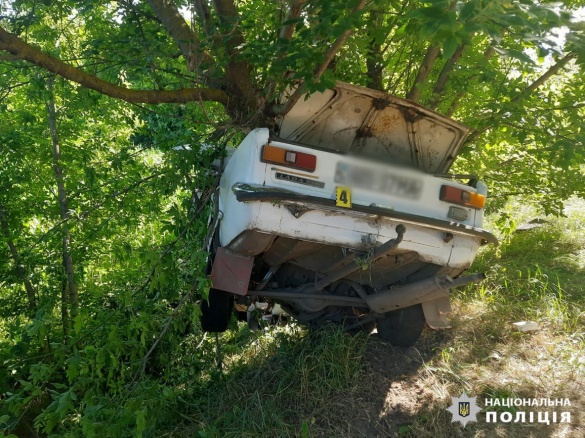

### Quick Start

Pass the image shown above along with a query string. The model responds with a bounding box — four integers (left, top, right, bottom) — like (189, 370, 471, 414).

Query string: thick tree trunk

(46, 80, 79, 339)
(212, 0, 260, 123)
(0, 206, 37, 310)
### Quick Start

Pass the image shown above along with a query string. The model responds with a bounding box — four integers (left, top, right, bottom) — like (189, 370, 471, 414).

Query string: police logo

(459, 402, 470, 417)
(447, 393, 481, 426)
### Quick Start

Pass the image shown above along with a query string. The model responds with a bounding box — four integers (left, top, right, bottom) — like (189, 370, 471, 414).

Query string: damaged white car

(201, 82, 497, 346)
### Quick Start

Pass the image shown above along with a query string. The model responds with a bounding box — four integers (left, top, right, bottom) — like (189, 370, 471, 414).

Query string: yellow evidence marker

(336, 186, 352, 208)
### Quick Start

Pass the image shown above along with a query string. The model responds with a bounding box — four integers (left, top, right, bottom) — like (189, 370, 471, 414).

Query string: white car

(201, 82, 497, 346)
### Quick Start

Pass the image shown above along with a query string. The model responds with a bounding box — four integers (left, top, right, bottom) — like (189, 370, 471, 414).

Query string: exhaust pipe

(366, 273, 486, 313)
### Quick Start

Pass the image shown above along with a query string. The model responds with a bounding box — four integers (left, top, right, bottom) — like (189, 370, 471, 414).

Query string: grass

(164, 199, 585, 437)
(403, 199, 585, 438)
(167, 325, 368, 437)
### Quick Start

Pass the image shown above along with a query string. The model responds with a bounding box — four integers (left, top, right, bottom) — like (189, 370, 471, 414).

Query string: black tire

(200, 289, 233, 332)
(377, 304, 425, 347)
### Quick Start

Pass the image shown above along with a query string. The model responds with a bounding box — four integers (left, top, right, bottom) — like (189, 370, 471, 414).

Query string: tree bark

(61, 279, 69, 344)
(193, 0, 214, 37)
(0, 25, 228, 105)
(145, 0, 214, 69)
(274, 0, 367, 116)
(263, 0, 308, 102)
(46, 79, 79, 338)
(405, 44, 440, 102)
(366, 11, 384, 91)
(427, 42, 468, 110)
(445, 44, 497, 117)
(0, 206, 37, 310)
(279, 0, 307, 41)
(212, 0, 259, 123)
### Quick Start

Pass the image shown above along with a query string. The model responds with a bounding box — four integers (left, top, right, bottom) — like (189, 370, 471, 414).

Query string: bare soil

(311, 328, 584, 438)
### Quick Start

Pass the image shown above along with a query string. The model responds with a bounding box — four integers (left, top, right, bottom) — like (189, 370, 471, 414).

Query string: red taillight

(261, 145, 317, 172)
(440, 185, 485, 209)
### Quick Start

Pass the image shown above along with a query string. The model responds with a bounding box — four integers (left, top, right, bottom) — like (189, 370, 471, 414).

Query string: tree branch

(0, 25, 228, 105)
(279, 0, 307, 41)
(366, 10, 384, 91)
(263, 0, 308, 103)
(145, 0, 214, 69)
(193, 0, 214, 37)
(274, 0, 367, 116)
(511, 52, 577, 103)
(445, 91, 464, 117)
(405, 44, 440, 102)
(427, 41, 468, 110)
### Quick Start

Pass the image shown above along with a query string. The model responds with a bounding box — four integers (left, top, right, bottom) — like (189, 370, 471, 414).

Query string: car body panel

(218, 128, 492, 270)
(276, 81, 471, 173)
(206, 82, 496, 337)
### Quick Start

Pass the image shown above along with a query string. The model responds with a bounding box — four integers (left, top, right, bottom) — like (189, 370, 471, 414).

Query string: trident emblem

(459, 402, 470, 417)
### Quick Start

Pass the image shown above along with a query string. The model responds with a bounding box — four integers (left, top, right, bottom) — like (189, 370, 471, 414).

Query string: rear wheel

(377, 304, 425, 347)
(200, 289, 233, 332)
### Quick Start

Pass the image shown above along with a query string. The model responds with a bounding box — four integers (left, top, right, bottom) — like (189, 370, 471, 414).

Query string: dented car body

(202, 82, 497, 346)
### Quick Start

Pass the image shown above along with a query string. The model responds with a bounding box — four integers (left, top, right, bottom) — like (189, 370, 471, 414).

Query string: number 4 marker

(336, 187, 352, 208)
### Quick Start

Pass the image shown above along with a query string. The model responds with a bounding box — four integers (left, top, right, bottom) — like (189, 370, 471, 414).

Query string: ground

(170, 200, 584, 438)
(318, 326, 583, 438)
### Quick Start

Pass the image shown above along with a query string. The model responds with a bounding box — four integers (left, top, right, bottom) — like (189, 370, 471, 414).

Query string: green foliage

(460, 198, 585, 334)
(178, 324, 367, 437)
(0, 0, 585, 436)
(0, 71, 218, 436)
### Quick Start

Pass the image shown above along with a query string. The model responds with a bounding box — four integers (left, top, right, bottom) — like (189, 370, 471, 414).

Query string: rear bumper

(232, 183, 498, 246)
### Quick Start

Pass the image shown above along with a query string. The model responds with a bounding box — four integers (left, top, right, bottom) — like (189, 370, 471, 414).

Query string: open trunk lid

(275, 82, 471, 173)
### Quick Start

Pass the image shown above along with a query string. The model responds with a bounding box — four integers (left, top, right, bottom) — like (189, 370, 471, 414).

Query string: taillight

(440, 185, 485, 209)
(261, 145, 317, 172)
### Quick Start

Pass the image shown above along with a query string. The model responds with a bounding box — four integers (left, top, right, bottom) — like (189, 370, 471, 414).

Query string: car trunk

(275, 81, 471, 174)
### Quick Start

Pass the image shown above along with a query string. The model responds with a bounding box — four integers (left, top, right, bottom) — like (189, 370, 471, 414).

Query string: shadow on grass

(169, 325, 450, 438)
(170, 225, 584, 437)
(368, 225, 585, 438)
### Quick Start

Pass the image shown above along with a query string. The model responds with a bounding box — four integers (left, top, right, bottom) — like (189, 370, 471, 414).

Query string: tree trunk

(46, 79, 79, 341)
(61, 279, 69, 344)
(366, 11, 384, 91)
(212, 0, 260, 123)
(427, 42, 468, 110)
(406, 44, 440, 102)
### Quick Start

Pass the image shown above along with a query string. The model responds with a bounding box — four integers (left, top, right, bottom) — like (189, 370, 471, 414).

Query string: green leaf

(135, 408, 147, 438)
(460, 2, 476, 21)
(443, 37, 459, 59)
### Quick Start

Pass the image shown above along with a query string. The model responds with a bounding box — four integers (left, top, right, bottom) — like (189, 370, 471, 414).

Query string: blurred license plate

(335, 162, 422, 199)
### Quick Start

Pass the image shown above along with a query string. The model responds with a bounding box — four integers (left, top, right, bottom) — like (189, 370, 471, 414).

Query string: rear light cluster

(261, 145, 317, 173)
(440, 185, 485, 209)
